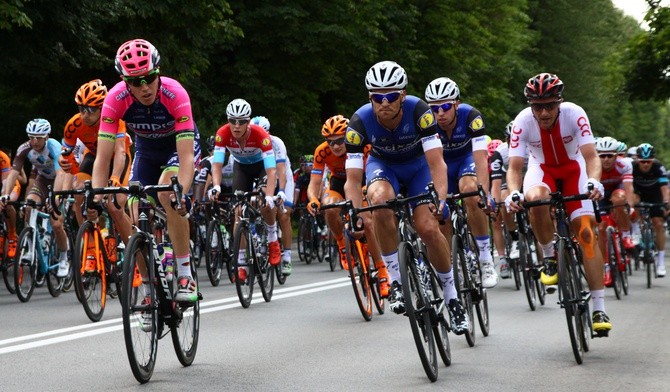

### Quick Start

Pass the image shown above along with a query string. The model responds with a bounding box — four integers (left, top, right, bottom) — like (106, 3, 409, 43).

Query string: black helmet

(637, 143, 655, 159)
(524, 73, 564, 101)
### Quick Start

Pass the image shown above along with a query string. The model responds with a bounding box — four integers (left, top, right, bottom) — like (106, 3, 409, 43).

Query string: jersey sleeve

(466, 108, 487, 151)
(345, 114, 368, 170)
(312, 142, 329, 176)
(62, 114, 81, 149)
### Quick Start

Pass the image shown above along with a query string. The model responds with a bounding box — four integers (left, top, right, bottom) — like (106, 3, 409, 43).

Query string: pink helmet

(487, 139, 503, 158)
(115, 39, 161, 77)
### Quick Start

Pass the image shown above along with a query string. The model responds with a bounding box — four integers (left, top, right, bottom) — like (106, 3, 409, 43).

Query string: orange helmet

(321, 115, 348, 138)
(75, 79, 107, 107)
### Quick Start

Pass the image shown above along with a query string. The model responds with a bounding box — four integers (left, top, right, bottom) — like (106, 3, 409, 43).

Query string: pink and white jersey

(99, 77, 195, 152)
(509, 102, 595, 167)
(601, 156, 633, 193)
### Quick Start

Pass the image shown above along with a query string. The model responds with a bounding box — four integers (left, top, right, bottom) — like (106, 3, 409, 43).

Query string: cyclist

(505, 72, 611, 334)
(250, 115, 295, 275)
(192, 135, 215, 202)
(616, 141, 628, 158)
(489, 132, 515, 279)
(344, 61, 469, 334)
(0, 148, 26, 259)
(306, 115, 390, 295)
(209, 99, 280, 279)
(293, 155, 313, 209)
(631, 143, 669, 277)
(60, 79, 134, 264)
(424, 77, 498, 288)
(0, 119, 71, 278)
(90, 38, 201, 303)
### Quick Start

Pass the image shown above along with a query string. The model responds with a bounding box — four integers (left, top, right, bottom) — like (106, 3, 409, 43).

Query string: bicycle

(296, 206, 320, 264)
(320, 200, 384, 321)
(202, 198, 234, 286)
(349, 184, 450, 382)
(521, 187, 604, 364)
(513, 202, 546, 311)
(634, 202, 666, 288)
(501, 221, 522, 290)
(599, 205, 630, 299)
(114, 177, 201, 384)
(13, 199, 66, 302)
(230, 189, 275, 307)
(0, 208, 16, 293)
(445, 186, 490, 347)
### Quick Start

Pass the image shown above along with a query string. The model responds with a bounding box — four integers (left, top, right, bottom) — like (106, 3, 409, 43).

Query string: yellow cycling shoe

(592, 311, 612, 336)
(540, 258, 558, 285)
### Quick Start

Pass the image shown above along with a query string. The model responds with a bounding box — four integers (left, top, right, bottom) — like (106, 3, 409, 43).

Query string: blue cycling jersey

(438, 103, 486, 162)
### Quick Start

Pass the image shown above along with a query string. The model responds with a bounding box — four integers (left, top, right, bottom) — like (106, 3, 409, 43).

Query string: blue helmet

(250, 116, 271, 132)
(637, 143, 655, 159)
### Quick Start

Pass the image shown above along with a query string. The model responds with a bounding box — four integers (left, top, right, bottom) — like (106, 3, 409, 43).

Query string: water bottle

(162, 242, 174, 282)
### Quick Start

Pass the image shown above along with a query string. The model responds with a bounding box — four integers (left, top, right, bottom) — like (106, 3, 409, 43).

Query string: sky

(611, 0, 669, 23)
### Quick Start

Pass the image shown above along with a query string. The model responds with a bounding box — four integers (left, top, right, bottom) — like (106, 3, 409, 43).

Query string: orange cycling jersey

(312, 142, 370, 179)
(0, 150, 21, 195)
(63, 113, 132, 156)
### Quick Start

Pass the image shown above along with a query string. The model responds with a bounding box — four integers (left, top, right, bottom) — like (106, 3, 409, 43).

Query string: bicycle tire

(2, 256, 16, 294)
(398, 241, 438, 382)
(557, 239, 585, 364)
(74, 221, 106, 322)
(428, 268, 451, 367)
(451, 234, 475, 347)
(642, 225, 654, 288)
(232, 222, 255, 308)
(190, 219, 203, 269)
(344, 233, 372, 321)
(61, 231, 76, 293)
(467, 231, 490, 337)
(297, 217, 309, 263)
(370, 258, 385, 315)
(204, 221, 223, 286)
(171, 260, 200, 367)
(121, 233, 157, 384)
(255, 222, 274, 302)
(519, 230, 538, 311)
(529, 233, 547, 306)
(510, 257, 522, 291)
(618, 236, 629, 295)
(46, 240, 63, 297)
(14, 227, 36, 303)
(606, 229, 621, 300)
(327, 232, 338, 272)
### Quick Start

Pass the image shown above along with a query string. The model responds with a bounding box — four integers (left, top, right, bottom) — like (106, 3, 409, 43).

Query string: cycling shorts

(366, 155, 432, 207)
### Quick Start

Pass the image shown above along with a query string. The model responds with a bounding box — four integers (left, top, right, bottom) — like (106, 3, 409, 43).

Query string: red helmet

(524, 73, 564, 101)
(115, 39, 161, 77)
(487, 139, 503, 157)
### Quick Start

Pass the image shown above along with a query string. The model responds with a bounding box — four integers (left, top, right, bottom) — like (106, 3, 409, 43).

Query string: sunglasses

(530, 101, 561, 111)
(78, 105, 100, 114)
(229, 118, 249, 126)
(123, 69, 160, 87)
(28, 135, 46, 140)
(370, 90, 402, 104)
(639, 160, 654, 164)
(327, 138, 345, 146)
(598, 154, 615, 159)
(430, 102, 455, 113)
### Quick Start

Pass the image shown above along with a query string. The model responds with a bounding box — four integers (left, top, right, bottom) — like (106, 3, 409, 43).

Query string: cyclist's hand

(109, 175, 122, 187)
(58, 156, 72, 172)
(0, 195, 8, 212)
(505, 190, 524, 212)
(264, 195, 276, 209)
(276, 190, 287, 203)
(86, 197, 103, 221)
(207, 185, 221, 201)
(307, 198, 320, 216)
(432, 199, 450, 222)
(170, 194, 188, 216)
(584, 178, 604, 200)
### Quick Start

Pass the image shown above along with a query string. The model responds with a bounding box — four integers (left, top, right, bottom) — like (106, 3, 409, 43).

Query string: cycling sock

(591, 289, 605, 313)
(266, 223, 278, 242)
(541, 242, 555, 258)
(382, 251, 400, 283)
(176, 254, 190, 277)
(438, 269, 458, 301)
(631, 222, 640, 236)
(622, 230, 632, 239)
(238, 249, 247, 266)
(59, 251, 68, 262)
(282, 249, 292, 261)
(475, 236, 492, 263)
(658, 250, 665, 267)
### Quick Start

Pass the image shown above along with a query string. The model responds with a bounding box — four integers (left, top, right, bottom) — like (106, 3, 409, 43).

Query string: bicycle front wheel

(74, 221, 106, 322)
(205, 221, 223, 286)
(121, 233, 158, 384)
(606, 230, 621, 300)
(232, 223, 255, 308)
(46, 240, 63, 297)
(428, 267, 451, 367)
(256, 226, 274, 302)
(452, 235, 475, 347)
(519, 231, 538, 311)
(171, 261, 200, 367)
(344, 234, 372, 321)
(557, 239, 586, 364)
(398, 241, 438, 382)
(14, 227, 36, 303)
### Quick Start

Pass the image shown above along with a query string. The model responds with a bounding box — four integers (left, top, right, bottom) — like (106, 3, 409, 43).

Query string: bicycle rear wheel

(606, 230, 621, 300)
(2, 256, 16, 294)
(205, 221, 223, 286)
(451, 235, 475, 347)
(14, 227, 36, 303)
(398, 241, 438, 382)
(255, 223, 274, 302)
(519, 230, 538, 310)
(171, 261, 200, 367)
(428, 267, 451, 367)
(232, 223, 255, 308)
(344, 233, 372, 321)
(327, 231, 338, 272)
(46, 241, 63, 297)
(557, 239, 585, 364)
(618, 237, 629, 295)
(121, 233, 157, 384)
(74, 221, 106, 322)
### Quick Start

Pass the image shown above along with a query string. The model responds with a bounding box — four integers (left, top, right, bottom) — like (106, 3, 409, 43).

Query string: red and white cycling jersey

(601, 156, 632, 194)
(509, 102, 594, 166)
(213, 123, 275, 166)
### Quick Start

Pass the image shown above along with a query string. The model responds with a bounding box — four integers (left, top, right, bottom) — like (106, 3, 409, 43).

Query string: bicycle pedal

(546, 285, 557, 294)
(594, 330, 609, 338)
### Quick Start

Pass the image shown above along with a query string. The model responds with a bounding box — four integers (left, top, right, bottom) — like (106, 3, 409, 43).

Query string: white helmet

(365, 61, 407, 90)
(26, 118, 51, 136)
(251, 116, 271, 132)
(424, 77, 460, 102)
(226, 98, 252, 119)
(595, 136, 618, 152)
(627, 146, 638, 157)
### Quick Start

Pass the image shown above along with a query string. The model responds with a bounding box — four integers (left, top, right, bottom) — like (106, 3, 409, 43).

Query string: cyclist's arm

(662, 184, 670, 205)
(110, 134, 127, 180)
(176, 132, 195, 194)
(507, 156, 525, 192)
(473, 148, 489, 195)
(425, 146, 448, 199)
(491, 178, 502, 204)
(1, 169, 20, 197)
(307, 173, 323, 203)
(17, 167, 27, 186)
(344, 167, 364, 208)
(580, 143, 602, 182)
(264, 166, 277, 196)
(92, 136, 115, 189)
(623, 181, 636, 209)
(276, 161, 287, 191)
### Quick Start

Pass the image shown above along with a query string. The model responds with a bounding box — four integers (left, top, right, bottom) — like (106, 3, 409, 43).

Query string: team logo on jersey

(215, 135, 222, 143)
(102, 117, 114, 124)
(563, 136, 573, 144)
(346, 129, 363, 146)
(262, 137, 271, 147)
(177, 116, 190, 123)
(470, 116, 484, 131)
(418, 111, 436, 130)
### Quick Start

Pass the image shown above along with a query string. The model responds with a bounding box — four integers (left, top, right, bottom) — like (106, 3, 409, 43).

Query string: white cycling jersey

(271, 135, 295, 206)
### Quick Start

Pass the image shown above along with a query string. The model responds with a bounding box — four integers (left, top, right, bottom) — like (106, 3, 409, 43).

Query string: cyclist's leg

(652, 215, 666, 275)
(524, 164, 558, 285)
(278, 172, 295, 270)
(322, 187, 346, 268)
(106, 153, 133, 246)
(611, 188, 634, 249)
